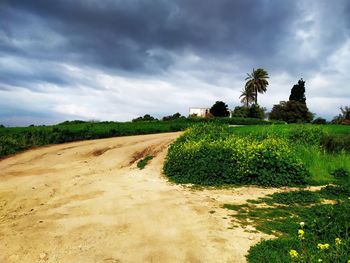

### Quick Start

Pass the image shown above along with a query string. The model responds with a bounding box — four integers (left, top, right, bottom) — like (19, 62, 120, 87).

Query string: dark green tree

(312, 117, 327, 124)
(162, 112, 184, 121)
(232, 106, 249, 118)
(245, 68, 269, 105)
(132, 114, 157, 122)
(269, 101, 313, 123)
(269, 78, 313, 123)
(209, 101, 230, 117)
(289, 78, 306, 104)
(248, 104, 266, 119)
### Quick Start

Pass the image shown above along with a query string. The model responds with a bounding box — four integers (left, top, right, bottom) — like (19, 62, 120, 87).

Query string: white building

(189, 107, 210, 117)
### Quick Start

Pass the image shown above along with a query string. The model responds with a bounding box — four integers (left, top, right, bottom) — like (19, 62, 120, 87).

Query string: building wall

(189, 107, 210, 117)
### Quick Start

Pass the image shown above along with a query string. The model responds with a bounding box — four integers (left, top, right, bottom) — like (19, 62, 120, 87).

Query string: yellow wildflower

(335, 237, 342, 246)
(317, 243, 330, 250)
(299, 222, 305, 228)
(298, 229, 305, 240)
(289, 249, 299, 258)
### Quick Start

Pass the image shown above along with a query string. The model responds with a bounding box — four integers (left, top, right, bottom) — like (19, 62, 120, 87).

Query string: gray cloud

(0, 0, 350, 125)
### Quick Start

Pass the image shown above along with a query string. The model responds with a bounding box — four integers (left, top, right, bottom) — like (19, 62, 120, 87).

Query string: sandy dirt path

(0, 132, 282, 263)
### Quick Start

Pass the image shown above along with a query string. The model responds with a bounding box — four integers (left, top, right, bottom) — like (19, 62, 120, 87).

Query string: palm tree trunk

(255, 89, 258, 105)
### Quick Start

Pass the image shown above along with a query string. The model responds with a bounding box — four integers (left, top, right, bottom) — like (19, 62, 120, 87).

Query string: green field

(164, 123, 350, 186)
(229, 124, 350, 184)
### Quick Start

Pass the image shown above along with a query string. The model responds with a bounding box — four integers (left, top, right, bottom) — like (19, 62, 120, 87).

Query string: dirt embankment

(1, 132, 282, 263)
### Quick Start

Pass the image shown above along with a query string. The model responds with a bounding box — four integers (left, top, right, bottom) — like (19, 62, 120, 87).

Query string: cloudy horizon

(1, 0, 350, 126)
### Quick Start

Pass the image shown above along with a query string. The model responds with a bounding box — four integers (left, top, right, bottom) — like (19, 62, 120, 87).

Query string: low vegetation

(164, 124, 310, 186)
(164, 124, 350, 186)
(137, 155, 154, 169)
(223, 183, 350, 262)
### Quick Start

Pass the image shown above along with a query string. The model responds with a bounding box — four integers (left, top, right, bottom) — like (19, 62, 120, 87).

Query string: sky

(1, 0, 350, 126)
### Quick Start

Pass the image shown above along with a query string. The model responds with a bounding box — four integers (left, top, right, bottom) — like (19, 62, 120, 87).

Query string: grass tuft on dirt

(137, 155, 154, 169)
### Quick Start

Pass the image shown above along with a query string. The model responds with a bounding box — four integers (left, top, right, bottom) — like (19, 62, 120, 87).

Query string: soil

(0, 132, 291, 263)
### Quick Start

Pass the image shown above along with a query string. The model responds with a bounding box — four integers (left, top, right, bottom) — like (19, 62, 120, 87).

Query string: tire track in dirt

(0, 132, 281, 263)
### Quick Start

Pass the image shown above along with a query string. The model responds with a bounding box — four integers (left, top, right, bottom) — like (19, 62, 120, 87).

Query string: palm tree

(239, 88, 254, 107)
(245, 68, 269, 105)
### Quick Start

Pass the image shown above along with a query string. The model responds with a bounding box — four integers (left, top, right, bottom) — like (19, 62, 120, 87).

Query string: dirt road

(0, 132, 276, 263)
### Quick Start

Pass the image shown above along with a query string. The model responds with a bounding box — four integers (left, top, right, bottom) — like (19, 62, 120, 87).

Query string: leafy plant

(137, 155, 154, 169)
(164, 124, 309, 186)
(331, 168, 350, 179)
(288, 126, 326, 145)
(261, 190, 321, 206)
(321, 134, 350, 153)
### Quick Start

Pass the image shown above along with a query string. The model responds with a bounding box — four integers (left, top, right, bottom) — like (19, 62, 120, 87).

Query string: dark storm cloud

(1, 0, 350, 125)
(1, 0, 300, 74)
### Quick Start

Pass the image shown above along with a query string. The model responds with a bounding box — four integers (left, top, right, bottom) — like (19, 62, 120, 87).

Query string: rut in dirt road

(0, 132, 274, 263)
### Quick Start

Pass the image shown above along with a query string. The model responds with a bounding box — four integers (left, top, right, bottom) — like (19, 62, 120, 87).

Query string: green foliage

(289, 78, 306, 104)
(225, 185, 350, 262)
(321, 134, 350, 153)
(58, 120, 88, 125)
(331, 168, 350, 179)
(230, 124, 350, 184)
(132, 114, 157, 122)
(269, 100, 313, 123)
(239, 87, 255, 107)
(164, 124, 309, 186)
(288, 126, 326, 145)
(248, 104, 266, 119)
(312, 117, 327, 124)
(261, 190, 321, 205)
(247, 201, 350, 262)
(247, 238, 299, 263)
(245, 68, 269, 105)
(232, 106, 249, 118)
(318, 185, 350, 200)
(162, 112, 184, 121)
(209, 101, 230, 117)
(137, 155, 154, 169)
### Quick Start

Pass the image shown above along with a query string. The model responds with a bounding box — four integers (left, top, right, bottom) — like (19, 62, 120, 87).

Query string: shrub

(288, 126, 326, 145)
(163, 125, 309, 186)
(330, 168, 349, 179)
(319, 185, 350, 200)
(248, 104, 266, 119)
(132, 114, 157, 122)
(263, 190, 321, 205)
(137, 155, 153, 169)
(321, 134, 350, 153)
(209, 101, 230, 117)
(312, 117, 327, 124)
(162, 112, 184, 121)
(232, 106, 249, 118)
(269, 101, 313, 123)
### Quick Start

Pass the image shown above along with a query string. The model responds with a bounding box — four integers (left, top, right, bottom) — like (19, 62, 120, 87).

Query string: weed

(136, 155, 153, 169)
